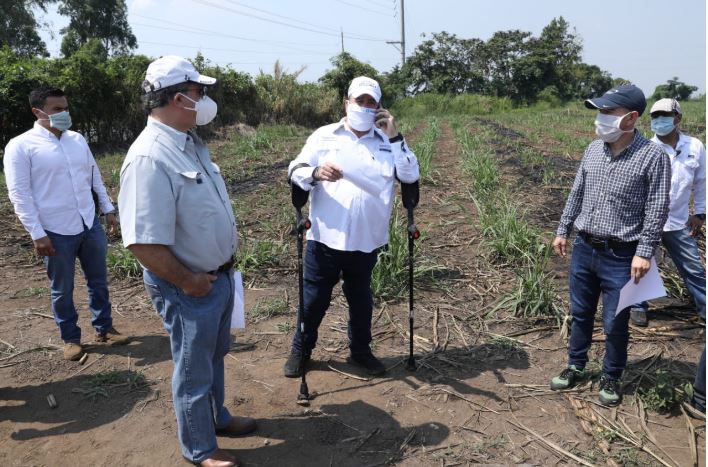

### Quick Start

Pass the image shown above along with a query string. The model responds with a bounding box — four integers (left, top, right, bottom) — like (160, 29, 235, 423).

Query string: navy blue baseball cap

(584, 85, 647, 116)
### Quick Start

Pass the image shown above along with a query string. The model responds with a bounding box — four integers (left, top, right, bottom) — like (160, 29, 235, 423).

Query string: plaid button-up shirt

(556, 131, 671, 258)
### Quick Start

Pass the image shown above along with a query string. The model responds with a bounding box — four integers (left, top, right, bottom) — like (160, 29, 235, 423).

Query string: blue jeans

(143, 269, 234, 463)
(44, 217, 112, 342)
(292, 241, 379, 356)
(567, 235, 635, 379)
(634, 228, 706, 319)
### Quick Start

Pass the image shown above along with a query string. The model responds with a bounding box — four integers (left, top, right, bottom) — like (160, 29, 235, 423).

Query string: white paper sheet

(230, 271, 245, 329)
(327, 151, 382, 197)
(615, 258, 666, 316)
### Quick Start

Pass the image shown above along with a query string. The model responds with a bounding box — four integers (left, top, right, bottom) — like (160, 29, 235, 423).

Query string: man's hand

(552, 236, 568, 257)
(375, 108, 398, 138)
(33, 236, 55, 256)
(314, 161, 343, 182)
(105, 213, 119, 234)
(182, 272, 217, 297)
(688, 215, 705, 237)
(631, 256, 651, 284)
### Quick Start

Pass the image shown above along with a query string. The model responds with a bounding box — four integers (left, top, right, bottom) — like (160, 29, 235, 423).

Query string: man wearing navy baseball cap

(550, 84, 671, 406)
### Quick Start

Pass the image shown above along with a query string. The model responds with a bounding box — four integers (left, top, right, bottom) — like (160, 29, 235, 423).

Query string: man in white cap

(118, 55, 254, 467)
(631, 98, 706, 417)
(629, 98, 706, 327)
(284, 76, 420, 377)
(4, 86, 127, 362)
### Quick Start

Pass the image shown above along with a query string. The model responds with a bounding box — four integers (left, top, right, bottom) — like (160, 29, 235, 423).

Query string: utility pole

(386, 0, 405, 67)
(341, 28, 345, 54)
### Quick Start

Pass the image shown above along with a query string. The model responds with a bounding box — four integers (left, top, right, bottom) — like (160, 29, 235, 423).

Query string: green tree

(57, 0, 136, 56)
(0, 0, 51, 57)
(652, 77, 698, 100)
(402, 32, 485, 95)
(319, 52, 380, 101)
(572, 63, 613, 98)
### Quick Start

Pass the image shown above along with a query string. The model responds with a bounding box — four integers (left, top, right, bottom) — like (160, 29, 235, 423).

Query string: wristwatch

(695, 213, 706, 221)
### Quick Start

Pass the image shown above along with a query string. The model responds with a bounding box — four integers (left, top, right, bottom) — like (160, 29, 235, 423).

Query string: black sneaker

(346, 352, 386, 376)
(598, 375, 622, 406)
(283, 352, 309, 378)
(629, 308, 648, 327)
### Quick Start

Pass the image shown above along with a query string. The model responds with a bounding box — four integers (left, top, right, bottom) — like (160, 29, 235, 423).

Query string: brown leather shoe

(63, 342, 84, 361)
(200, 449, 237, 467)
(95, 327, 130, 345)
(215, 416, 256, 437)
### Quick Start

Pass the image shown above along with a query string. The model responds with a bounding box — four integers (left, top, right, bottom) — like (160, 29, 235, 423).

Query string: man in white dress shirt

(4, 86, 128, 361)
(629, 98, 706, 327)
(285, 76, 420, 377)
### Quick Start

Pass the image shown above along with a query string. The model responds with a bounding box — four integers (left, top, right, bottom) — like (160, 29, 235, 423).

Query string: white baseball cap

(650, 98, 682, 115)
(348, 76, 382, 103)
(143, 55, 216, 92)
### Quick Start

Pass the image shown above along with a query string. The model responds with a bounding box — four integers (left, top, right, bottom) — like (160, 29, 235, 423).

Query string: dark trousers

(695, 347, 706, 411)
(292, 240, 379, 356)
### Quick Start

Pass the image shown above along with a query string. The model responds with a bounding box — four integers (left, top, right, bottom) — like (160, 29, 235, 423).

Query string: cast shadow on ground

(0, 370, 150, 440)
(315, 342, 530, 405)
(231, 399, 450, 467)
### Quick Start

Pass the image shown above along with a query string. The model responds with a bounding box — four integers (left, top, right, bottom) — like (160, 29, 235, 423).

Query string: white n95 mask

(180, 93, 218, 126)
(347, 103, 376, 131)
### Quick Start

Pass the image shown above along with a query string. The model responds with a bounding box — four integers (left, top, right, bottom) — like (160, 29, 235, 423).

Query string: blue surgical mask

(38, 109, 72, 132)
(651, 116, 676, 136)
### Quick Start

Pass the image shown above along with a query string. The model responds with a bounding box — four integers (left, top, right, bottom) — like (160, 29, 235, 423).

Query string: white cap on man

(348, 76, 382, 103)
(650, 98, 682, 115)
(142, 55, 216, 92)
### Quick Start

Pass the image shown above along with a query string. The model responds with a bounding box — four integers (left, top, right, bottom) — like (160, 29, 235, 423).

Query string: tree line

(0, 1, 700, 150)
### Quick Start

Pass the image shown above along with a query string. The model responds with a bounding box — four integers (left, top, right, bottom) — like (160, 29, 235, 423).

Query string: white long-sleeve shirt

(289, 119, 420, 253)
(4, 122, 114, 240)
(651, 132, 706, 231)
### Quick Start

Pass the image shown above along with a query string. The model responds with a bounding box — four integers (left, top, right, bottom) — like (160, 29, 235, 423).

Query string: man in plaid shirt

(550, 85, 671, 406)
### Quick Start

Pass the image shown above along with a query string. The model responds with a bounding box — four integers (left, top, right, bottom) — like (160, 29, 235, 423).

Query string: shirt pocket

(177, 170, 218, 220)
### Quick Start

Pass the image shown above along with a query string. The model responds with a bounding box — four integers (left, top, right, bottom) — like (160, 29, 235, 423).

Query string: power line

(130, 16, 337, 54)
(334, 0, 392, 16)
(220, 0, 341, 34)
(191, 0, 392, 42)
(138, 40, 334, 56)
(361, 0, 393, 10)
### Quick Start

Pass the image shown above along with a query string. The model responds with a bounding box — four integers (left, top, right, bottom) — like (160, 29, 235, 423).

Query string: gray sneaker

(598, 375, 622, 406)
(629, 308, 648, 327)
(550, 365, 585, 390)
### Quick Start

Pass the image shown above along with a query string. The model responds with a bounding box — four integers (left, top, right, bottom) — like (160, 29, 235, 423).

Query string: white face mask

(38, 109, 72, 132)
(179, 93, 218, 126)
(346, 102, 376, 132)
(594, 112, 633, 143)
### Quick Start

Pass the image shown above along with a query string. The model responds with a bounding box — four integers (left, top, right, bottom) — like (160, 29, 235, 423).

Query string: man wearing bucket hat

(284, 76, 420, 378)
(118, 55, 254, 467)
(550, 84, 671, 406)
(629, 98, 706, 327)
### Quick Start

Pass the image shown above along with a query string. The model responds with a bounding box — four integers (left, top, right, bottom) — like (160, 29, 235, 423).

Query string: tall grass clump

(371, 205, 440, 301)
(411, 118, 440, 183)
(391, 94, 513, 120)
(491, 247, 564, 324)
(107, 246, 142, 279)
(474, 195, 542, 265)
(458, 130, 499, 200)
(236, 237, 287, 275)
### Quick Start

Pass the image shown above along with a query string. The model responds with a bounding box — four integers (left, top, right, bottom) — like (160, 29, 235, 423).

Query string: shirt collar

(32, 121, 62, 140)
(147, 116, 189, 151)
(334, 118, 384, 141)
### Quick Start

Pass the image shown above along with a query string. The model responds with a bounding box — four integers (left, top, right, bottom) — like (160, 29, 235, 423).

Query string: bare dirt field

(0, 119, 704, 466)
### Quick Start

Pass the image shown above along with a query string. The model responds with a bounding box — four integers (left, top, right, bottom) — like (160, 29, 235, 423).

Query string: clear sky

(36, 0, 706, 97)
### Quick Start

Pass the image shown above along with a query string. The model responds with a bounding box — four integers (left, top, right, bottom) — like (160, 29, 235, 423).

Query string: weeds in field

(277, 322, 293, 333)
(492, 248, 564, 324)
(412, 118, 440, 183)
(371, 205, 441, 301)
(474, 195, 542, 265)
(236, 237, 286, 274)
(636, 369, 687, 412)
(248, 296, 288, 322)
(107, 246, 142, 279)
(75, 369, 147, 402)
(12, 286, 47, 298)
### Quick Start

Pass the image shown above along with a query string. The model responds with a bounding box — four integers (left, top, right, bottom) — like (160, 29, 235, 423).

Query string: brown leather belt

(209, 256, 235, 275)
(579, 232, 638, 251)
